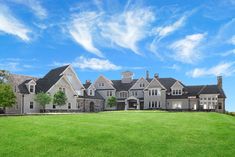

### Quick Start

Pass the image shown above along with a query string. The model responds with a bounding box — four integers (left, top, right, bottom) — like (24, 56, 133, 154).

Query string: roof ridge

(198, 85, 207, 95)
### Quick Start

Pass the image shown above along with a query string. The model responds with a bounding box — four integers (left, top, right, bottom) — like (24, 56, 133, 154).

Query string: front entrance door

(90, 102, 95, 112)
(128, 100, 137, 109)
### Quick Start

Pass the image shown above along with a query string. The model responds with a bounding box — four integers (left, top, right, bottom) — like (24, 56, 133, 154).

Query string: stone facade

(4, 65, 226, 114)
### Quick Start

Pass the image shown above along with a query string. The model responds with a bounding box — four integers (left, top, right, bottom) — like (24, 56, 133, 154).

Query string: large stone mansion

(5, 65, 226, 114)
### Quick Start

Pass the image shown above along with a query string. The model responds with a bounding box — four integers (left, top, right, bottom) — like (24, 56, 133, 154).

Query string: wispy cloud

(52, 56, 121, 71)
(152, 16, 186, 39)
(165, 64, 181, 71)
(228, 35, 235, 45)
(187, 62, 235, 78)
(100, 7, 155, 55)
(10, 0, 47, 19)
(69, 12, 104, 57)
(170, 33, 206, 64)
(221, 49, 235, 57)
(0, 4, 31, 41)
(68, 2, 155, 57)
(149, 15, 187, 56)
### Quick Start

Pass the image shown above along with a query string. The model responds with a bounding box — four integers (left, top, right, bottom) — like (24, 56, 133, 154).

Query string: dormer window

(89, 90, 93, 96)
(29, 85, 34, 93)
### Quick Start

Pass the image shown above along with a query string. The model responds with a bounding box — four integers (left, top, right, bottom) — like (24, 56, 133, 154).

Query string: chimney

(154, 73, 159, 79)
(217, 76, 222, 88)
(86, 80, 91, 84)
(146, 70, 149, 80)
(121, 71, 133, 83)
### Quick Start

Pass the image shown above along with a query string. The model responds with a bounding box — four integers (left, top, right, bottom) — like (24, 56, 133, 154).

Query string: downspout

(22, 94, 24, 114)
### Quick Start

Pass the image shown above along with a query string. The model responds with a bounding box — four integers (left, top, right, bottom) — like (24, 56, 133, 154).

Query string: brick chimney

(146, 70, 149, 80)
(217, 76, 222, 88)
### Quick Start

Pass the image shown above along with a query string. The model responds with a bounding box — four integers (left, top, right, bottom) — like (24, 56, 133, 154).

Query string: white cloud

(165, 64, 181, 71)
(221, 49, 235, 56)
(187, 62, 235, 78)
(0, 62, 21, 72)
(152, 16, 186, 38)
(170, 33, 206, 64)
(10, 0, 47, 19)
(52, 56, 121, 71)
(228, 35, 235, 45)
(0, 4, 31, 41)
(100, 8, 155, 55)
(69, 12, 104, 57)
(72, 56, 121, 71)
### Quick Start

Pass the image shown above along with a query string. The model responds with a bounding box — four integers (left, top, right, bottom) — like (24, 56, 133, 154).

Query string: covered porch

(125, 96, 140, 110)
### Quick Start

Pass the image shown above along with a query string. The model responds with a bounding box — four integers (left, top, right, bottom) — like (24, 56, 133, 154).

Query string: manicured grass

(0, 111, 235, 157)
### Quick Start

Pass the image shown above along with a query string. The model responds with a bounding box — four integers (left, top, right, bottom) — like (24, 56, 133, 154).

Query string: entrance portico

(125, 96, 140, 110)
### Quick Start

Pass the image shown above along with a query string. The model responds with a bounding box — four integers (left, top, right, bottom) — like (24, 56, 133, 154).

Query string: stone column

(125, 99, 128, 110)
(137, 99, 140, 110)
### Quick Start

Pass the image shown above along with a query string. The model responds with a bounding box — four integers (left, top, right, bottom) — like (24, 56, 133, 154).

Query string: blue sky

(0, 0, 235, 111)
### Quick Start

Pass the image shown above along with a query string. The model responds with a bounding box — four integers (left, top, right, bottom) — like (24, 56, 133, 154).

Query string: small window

(218, 103, 222, 109)
(152, 90, 154, 95)
(149, 90, 151, 96)
(90, 90, 93, 95)
(59, 87, 62, 91)
(63, 88, 66, 93)
(208, 97, 211, 100)
(30, 102, 34, 109)
(102, 83, 104, 86)
(14, 86, 17, 92)
(212, 98, 215, 100)
(204, 98, 207, 100)
(159, 102, 161, 108)
(30, 85, 34, 93)
(149, 101, 151, 108)
(154, 101, 157, 108)
(53, 105, 56, 109)
(68, 103, 71, 109)
(135, 91, 137, 96)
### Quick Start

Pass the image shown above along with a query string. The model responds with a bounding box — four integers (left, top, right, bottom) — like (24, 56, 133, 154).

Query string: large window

(172, 102, 182, 109)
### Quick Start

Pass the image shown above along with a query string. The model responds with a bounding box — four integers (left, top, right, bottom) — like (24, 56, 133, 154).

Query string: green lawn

(0, 111, 235, 157)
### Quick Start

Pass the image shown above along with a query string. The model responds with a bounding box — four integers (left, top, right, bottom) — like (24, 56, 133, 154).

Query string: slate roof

(9, 74, 38, 94)
(36, 65, 69, 93)
(111, 79, 138, 91)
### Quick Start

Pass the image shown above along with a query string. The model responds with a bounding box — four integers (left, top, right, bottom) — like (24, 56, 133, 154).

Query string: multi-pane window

(107, 91, 113, 96)
(148, 89, 160, 96)
(172, 89, 182, 95)
(120, 92, 127, 98)
(89, 90, 93, 96)
(140, 83, 145, 87)
(99, 83, 105, 87)
(68, 103, 71, 109)
(30, 85, 34, 93)
(30, 102, 34, 109)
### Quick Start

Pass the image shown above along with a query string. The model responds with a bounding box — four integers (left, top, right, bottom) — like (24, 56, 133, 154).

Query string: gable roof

(36, 65, 69, 93)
